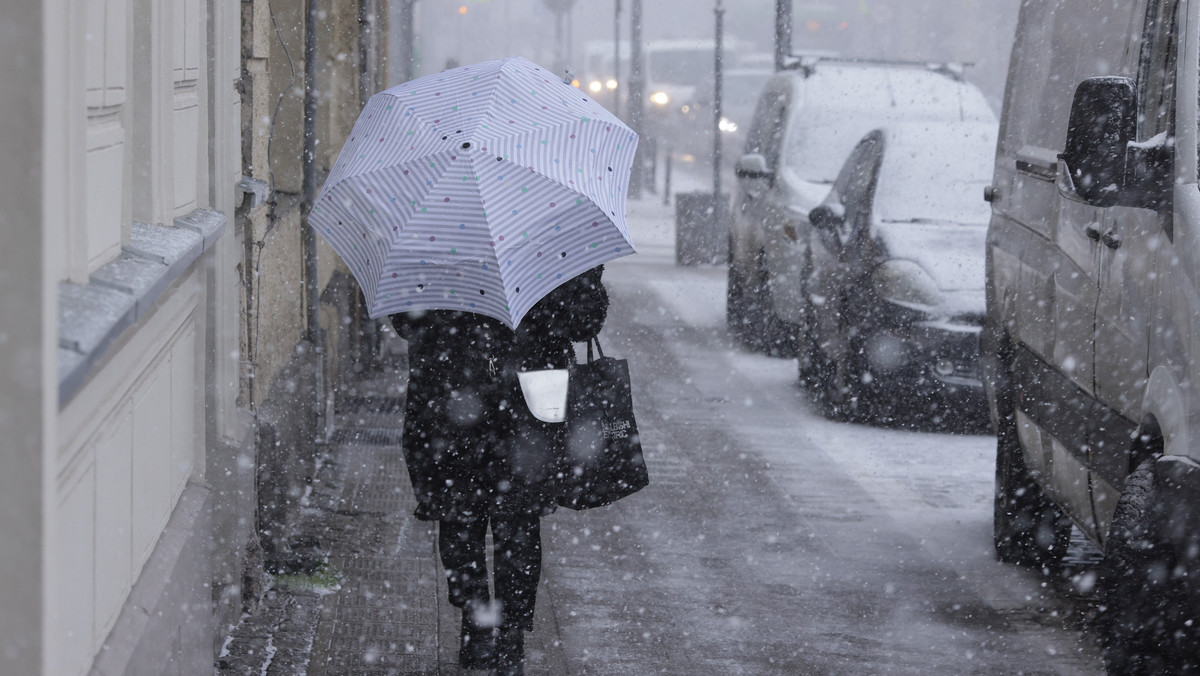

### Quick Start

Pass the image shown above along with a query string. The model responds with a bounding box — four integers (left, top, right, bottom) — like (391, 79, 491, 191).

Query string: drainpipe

(713, 0, 724, 225)
(302, 0, 319, 343)
(301, 0, 326, 436)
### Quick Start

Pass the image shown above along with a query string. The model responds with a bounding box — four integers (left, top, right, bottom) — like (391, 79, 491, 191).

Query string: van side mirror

(1060, 76, 1172, 209)
(735, 154, 773, 182)
(1060, 77, 1135, 207)
(808, 203, 845, 232)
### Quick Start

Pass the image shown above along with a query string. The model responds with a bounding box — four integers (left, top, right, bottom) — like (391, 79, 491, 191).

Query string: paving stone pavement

(217, 352, 570, 675)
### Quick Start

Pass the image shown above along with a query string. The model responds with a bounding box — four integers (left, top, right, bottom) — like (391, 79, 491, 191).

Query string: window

(839, 133, 881, 237)
(743, 89, 786, 165)
(1137, 0, 1178, 142)
(82, 0, 128, 275)
(172, 0, 201, 217)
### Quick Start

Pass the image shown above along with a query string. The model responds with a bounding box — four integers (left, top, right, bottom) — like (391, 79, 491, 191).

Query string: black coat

(391, 266, 609, 522)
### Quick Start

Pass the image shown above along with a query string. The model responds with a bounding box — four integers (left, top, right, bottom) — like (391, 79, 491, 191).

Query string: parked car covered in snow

(801, 122, 997, 422)
(727, 57, 996, 356)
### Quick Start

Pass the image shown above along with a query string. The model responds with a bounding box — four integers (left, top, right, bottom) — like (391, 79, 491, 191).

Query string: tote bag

(557, 339, 649, 510)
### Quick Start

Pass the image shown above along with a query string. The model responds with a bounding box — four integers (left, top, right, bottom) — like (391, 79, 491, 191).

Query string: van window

(1136, 0, 1178, 143)
(1000, 0, 1137, 155)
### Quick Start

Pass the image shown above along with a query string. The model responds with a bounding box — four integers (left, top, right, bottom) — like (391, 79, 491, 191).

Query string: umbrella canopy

(309, 56, 638, 329)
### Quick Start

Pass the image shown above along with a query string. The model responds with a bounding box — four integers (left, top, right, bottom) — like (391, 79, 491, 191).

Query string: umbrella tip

(561, 67, 574, 85)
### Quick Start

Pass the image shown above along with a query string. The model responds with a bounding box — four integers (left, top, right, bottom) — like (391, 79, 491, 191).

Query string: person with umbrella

(309, 57, 638, 674)
(391, 265, 607, 673)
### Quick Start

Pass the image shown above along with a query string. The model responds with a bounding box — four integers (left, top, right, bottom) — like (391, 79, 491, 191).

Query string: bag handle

(586, 337, 605, 363)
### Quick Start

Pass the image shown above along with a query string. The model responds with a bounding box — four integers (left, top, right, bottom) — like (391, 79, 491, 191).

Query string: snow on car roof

(792, 64, 996, 122)
(777, 64, 997, 183)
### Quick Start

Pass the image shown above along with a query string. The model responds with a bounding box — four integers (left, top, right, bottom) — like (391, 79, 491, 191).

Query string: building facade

(0, 1, 393, 674)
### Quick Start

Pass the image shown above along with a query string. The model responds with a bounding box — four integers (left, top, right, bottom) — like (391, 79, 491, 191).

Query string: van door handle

(1101, 230, 1122, 249)
(1084, 222, 1102, 241)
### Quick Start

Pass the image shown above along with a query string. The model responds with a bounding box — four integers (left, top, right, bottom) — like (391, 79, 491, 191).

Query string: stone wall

(236, 0, 394, 613)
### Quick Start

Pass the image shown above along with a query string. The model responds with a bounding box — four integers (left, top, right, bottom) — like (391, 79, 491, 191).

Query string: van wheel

(1098, 460, 1199, 674)
(992, 396, 1070, 567)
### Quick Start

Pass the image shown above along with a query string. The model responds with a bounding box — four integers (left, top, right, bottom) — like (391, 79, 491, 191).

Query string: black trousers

(438, 513, 542, 631)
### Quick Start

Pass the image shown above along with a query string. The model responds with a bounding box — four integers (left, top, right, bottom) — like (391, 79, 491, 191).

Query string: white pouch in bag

(516, 369, 570, 423)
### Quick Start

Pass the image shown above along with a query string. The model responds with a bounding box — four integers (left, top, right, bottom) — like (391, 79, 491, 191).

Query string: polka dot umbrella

(309, 56, 638, 329)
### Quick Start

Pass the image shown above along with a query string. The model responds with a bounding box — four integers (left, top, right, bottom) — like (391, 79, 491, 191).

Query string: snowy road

(538, 197, 1106, 674)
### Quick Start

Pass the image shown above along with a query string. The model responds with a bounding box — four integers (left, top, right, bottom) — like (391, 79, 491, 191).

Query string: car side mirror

(808, 203, 844, 232)
(1060, 76, 1171, 209)
(735, 153, 773, 182)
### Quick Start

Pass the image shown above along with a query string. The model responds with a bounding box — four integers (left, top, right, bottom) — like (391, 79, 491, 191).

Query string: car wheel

(818, 329, 872, 422)
(1098, 459, 1199, 674)
(992, 380, 1071, 567)
(796, 246, 820, 386)
(751, 250, 797, 357)
(728, 247, 795, 356)
(726, 244, 753, 345)
(796, 323, 823, 391)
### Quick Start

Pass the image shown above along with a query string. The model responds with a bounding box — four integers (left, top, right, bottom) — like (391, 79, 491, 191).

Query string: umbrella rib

(385, 90, 443, 140)
(482, 108, 622, 149)
(467, 152, 513, 321)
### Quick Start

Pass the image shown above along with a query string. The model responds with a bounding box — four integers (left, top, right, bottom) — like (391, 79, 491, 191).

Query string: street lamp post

(541, 0, 578, 78)
(713, 0, 725, 229)
(397, 0, 418, 83)
(775, 0, 792, 71)
(613, 0, 621, 118)
(627, 0, 644, 198)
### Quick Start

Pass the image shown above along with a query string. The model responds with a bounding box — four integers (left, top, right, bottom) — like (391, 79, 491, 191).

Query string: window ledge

(58, 209, 227, 408)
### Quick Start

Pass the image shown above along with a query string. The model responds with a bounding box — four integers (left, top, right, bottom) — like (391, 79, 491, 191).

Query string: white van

(982, 0, 1200, 670)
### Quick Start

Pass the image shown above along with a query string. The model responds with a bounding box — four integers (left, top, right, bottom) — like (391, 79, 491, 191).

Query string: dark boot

(459, 606, 496, 670)
(493, 625, 525, 676)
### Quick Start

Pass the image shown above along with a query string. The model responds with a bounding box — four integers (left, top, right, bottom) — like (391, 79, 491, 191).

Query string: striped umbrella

(309, 57, 638, 329)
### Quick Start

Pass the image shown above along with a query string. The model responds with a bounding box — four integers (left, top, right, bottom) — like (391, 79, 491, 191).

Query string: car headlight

(871, 260, 944, 313)
(588, 80, 603, 93)
(719, 117, 738, 133)
(650, 91, 670, 106)
(606, 78, 618, 90)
